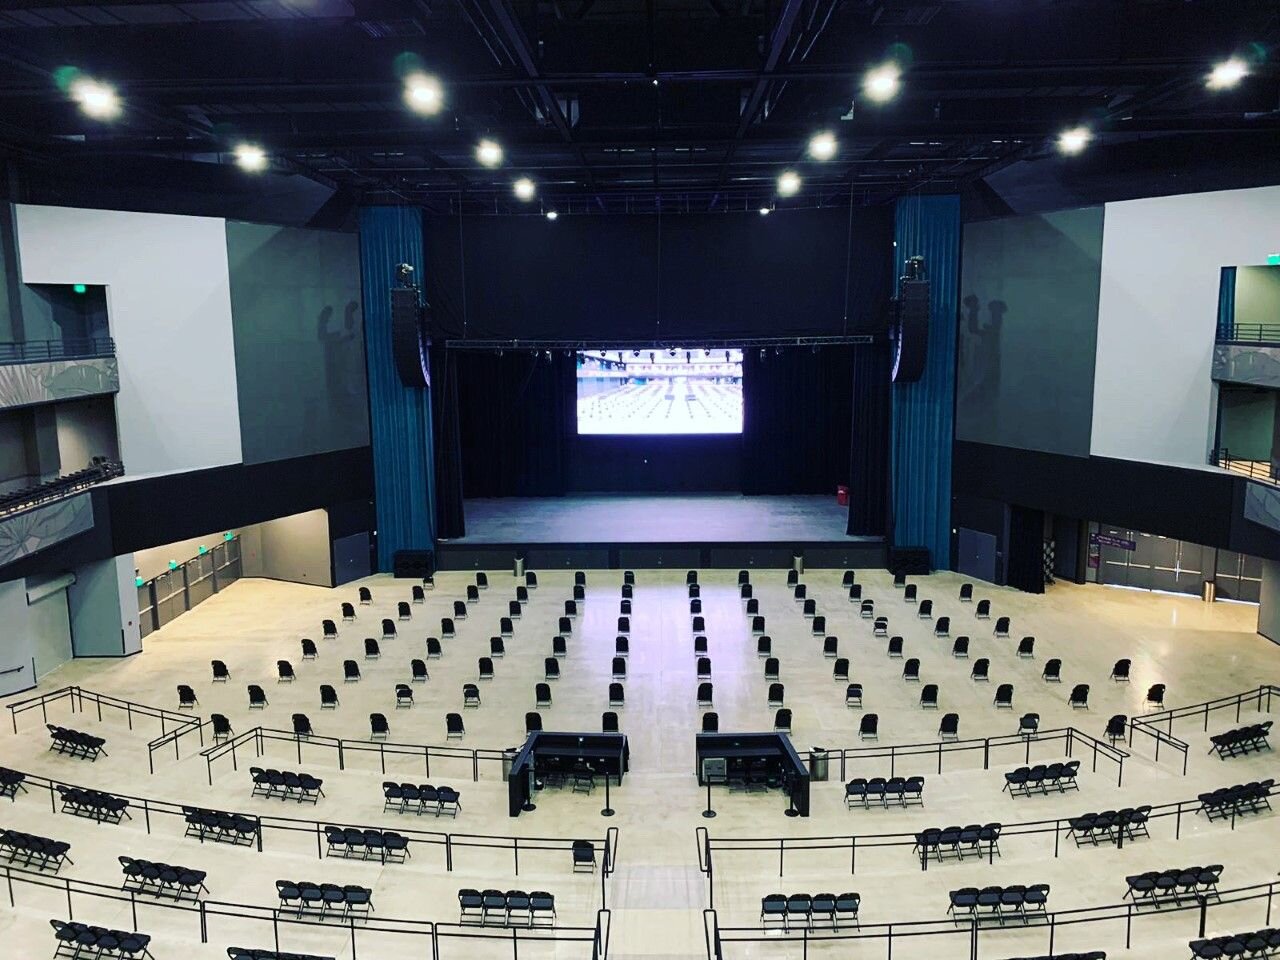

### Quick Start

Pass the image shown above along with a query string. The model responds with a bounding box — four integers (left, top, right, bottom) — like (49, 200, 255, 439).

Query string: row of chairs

(47, 724, 107, 760)
(381, 782, 462, 817)
(182, 806, 260, 846)
(323, 826, 410, 862)
(0, 828, 73, 872)
(118, 856, 209, 901)
(1066, 806, 1152, 846)
(1189, 929, 1280, 958)
(0, 458, 121, 516)
(844, 776, 925, 808)
(0, 766, 28, 800)
(947, 884, 1050, 925)
(50, 919, 151, 959)
(1197, 780, 1273, 820)
(458, 889, 556, 927)
(1002, 761, 1081, 796)
(913, 824, 1002, 862)
(57, 785, 130, 824)
(275, 881, 373, 919)
(249, 768, 325, 804)
(759, 893, 861, 931)
(1124, 865, 1222, 908)
(1208, 722, 1272, 759)
(341, 601, 412, 621)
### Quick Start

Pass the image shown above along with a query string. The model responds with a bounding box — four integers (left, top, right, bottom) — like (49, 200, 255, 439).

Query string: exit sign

(1268, 253, 1280, 265)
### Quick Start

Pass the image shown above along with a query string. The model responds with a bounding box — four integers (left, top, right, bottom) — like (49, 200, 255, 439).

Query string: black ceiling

(0, 0, 1277, 215)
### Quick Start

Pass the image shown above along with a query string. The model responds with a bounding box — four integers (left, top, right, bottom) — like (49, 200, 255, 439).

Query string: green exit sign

(1268, 253, 1280, 265)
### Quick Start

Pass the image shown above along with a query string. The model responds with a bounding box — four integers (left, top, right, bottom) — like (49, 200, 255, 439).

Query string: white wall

(55, 397, 119, 472)
(0, 579, 34, 696)
(1237, 266, 1280, 329)
(67, 556, 142, 658)
(1092, 185, 1280, 465)
(14, 205, 242, 475)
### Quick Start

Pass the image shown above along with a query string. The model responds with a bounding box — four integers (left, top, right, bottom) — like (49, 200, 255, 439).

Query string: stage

(435, 494, 884, 571)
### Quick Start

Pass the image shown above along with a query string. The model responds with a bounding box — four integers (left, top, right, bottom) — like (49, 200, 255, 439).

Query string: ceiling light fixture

(862, 63, 901, 104)
(476, 139, 503, 167)
(513, 177, 536, 200)
(233, 143, 268, 172)
(69, 77, 121, 120)
(403, 73, 443, 114)
(1207, 57, 1248, 90)
(777, 170, 801, 197)
(759, 206, 772, 216)
(545, 209, 559, 221)
(1056, 126, 1092, 155)
(807, 131, 838, 161)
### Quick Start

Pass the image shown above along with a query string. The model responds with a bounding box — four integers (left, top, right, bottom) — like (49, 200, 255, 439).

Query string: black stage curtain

(451, 351, 572, 498)
(741, 346, 854, 495)
(848, 341, 891, 536)
(1007, 504, 1046, 594)
(431, 346, 466, 539)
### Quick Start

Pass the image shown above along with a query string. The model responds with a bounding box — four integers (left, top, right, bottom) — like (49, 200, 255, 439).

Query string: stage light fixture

(863, 63, 901, 103)
(649, 352, 656, 362)
(759, 206, 771, 216)
(476, 139, 503, 167)
(513, 177, 536, 200)
(1207, 57, 1248, 90)
(632, 350, 640, 357)
(70, 77, 121, 120)
(1056, 126, 1091, 155)
(777, 170, 801, 196)
(233, 143, 268, 172)
(403, 73, 443, 114)
(724, 351, 730, 361)
(807, 131, 838, 161)
(545, 209, 559, 221)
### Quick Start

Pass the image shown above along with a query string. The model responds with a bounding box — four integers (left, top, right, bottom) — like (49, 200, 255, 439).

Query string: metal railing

(1218, 323, 1280, 344)
(704, 878, 1280, 960)
(1213, 448, 1276, 485)
(5, 685, 204, 773)
(1129, 684, 1278, 775)
(0, 863, 611, 960)
(0, 336, 115, 365)
(7, 766, 619, 908)
(791, 725, 1128, 788)
(0, 459, 124, 518)
(201, 724, 512, 786)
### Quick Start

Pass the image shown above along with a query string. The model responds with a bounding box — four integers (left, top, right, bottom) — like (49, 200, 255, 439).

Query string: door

(29, 587, 73, 679)
(333, 532, 372, 587)
(957, 527, 998, 584)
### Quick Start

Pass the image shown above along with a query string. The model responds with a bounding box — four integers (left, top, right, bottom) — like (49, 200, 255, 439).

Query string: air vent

(353, 0, 426, 37)
(870, 3, 941, 26)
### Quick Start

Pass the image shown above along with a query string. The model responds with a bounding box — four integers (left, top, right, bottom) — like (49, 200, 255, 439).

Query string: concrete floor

(2, 568, 1279, 960)
(458, 495, 863, 543)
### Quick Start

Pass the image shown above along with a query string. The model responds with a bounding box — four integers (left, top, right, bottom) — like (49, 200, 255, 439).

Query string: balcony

(0, 338, 118, 410)
(0, 460, 122, 568)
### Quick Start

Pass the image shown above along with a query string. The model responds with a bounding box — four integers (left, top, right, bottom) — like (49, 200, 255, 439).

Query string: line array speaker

(891, 278, 929, 384)
(391, 286, 431, 388)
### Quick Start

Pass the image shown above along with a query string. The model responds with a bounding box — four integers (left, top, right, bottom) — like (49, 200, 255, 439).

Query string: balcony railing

(1214, 448, 1277, 485)
(0, 458, 123, 518)
(0, 337, 115, 365)
(1218, 322, 1280, 345)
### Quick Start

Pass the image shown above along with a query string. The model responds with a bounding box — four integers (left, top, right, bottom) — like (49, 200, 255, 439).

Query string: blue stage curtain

(359, 206, 435, 571)
(891, 195, 961, 569)
(1217, 266, 1237, 340)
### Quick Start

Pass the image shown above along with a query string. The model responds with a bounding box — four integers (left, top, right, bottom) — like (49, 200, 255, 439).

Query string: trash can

(793, 554, 805, 575)
(1202, 579, 1216, 604)
(809, 746, 829, 782)
(836, 484, 849, 506)
(513, 556, 525, 579)
(502, 747, 519, 781)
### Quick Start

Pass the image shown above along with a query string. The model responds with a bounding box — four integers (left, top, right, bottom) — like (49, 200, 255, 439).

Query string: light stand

(702, 779, 717, 819)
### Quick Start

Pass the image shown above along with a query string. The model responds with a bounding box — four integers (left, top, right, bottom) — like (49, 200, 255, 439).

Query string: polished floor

(458, 495, 863, 543)
(1, 568, 1278, 960)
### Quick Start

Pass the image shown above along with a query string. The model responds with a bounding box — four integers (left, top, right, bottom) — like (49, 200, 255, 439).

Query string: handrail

(0, 337, 115, 365)
(1129, 684, 1278, 774)
(0, 862, 603, 960)
(792, 725, 1128, 788)
(0, 460, 123, 518)
(1219, 323, 1280, 344)
(8, 766, 616, 905)
(700, 777, 1267, 888)
(708, 879, 1280, 960)
(200, 723, 511, 786)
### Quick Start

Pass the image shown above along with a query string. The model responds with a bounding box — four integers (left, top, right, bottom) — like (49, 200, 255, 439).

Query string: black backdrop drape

(741, 347, 854, 495)
(1007, 504, 1046, 594)
(448, 351, 572, 499)
(432, 345, 466, 539)
(848, 341, 891, 536)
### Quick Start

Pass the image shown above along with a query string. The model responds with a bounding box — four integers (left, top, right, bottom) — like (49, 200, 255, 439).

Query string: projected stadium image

(576, 349, 744, 435)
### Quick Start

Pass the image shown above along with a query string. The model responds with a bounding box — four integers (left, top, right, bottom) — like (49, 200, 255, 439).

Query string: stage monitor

(575, 349, 743, 435)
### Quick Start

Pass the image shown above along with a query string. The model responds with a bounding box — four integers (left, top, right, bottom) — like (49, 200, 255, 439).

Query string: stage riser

(435, 541, 886, 572)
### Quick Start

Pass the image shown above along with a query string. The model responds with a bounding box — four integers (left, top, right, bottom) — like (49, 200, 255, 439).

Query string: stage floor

(457, 494, 865, 544)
